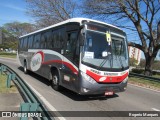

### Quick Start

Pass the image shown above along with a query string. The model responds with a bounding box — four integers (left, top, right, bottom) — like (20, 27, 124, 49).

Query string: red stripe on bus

(36, 51, 44, 62)
(86, 70, 128, 83)
(42, 60, 78, 75)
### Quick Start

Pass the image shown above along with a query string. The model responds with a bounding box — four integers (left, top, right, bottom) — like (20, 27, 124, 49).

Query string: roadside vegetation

(0, 74, 17, 93)
(0, 52, 16, 58)
(153, 74, 160, 79)
(131, 68, 160, 75)
(129, 77, 160, 91)
(130, 58, 160, 77)
(130, 58, 160, 71)
(138, 59, 160, 71)
(129, 60, 160, 90)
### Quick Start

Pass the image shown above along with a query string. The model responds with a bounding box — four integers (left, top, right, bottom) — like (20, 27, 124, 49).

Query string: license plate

(105, 91, 114, 96)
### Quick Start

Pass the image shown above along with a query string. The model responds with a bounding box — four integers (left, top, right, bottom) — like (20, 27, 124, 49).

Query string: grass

(0, 73, 18, 93)
(129, 76, 160, 91)
(152, 74, 160, 79)
(0, 52, 16, 58)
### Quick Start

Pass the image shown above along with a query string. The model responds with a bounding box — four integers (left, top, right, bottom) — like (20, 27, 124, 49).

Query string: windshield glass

(82, 30, 129, 70)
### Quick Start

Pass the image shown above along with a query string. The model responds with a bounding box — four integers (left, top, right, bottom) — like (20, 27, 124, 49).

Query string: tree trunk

(144, 55, 154, 76)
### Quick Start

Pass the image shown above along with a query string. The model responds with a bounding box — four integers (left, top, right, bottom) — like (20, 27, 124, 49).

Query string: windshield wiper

(116, 41, 124, 70)
(117, 55, 124, 70)
(98, 54, 110, 69)
(97, 46, 113, 70)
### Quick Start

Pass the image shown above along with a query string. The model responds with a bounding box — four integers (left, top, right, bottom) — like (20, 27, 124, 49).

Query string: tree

(0, 22, 36, 50)
(0, 27, 18, 50)
(139, 59, 146, 68)
(4, 22, 36, 37)
(129, 58, 138, 66)
(83, 0, 160, 76)
(26, 0, 76, 28)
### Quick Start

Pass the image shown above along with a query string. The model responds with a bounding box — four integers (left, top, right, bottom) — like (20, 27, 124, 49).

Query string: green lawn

(128, 77, 160, 91)
(152, 74, 160, 79)
(0, 74, 18, 93)
(0, 52, 17, 58)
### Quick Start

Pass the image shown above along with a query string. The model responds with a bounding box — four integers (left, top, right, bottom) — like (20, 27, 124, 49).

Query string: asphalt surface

(0, 93, 23, 120)
(0, 57, 160, 120)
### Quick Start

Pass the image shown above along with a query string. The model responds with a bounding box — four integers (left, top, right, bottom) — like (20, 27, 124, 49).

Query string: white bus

(18, 18, 129, 95)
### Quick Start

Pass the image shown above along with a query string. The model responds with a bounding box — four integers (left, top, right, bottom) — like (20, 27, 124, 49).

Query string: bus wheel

(24, 61, 28, 74)
(51, 71, 60, 91)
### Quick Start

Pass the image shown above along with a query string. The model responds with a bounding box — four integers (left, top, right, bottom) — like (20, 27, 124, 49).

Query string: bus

(18, 18, 129, 95)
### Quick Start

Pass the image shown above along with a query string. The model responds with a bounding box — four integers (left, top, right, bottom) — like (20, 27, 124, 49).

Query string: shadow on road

(59, 88, 119, 101)
(18, 67, 51, 86)
(18, 66, 119, 101)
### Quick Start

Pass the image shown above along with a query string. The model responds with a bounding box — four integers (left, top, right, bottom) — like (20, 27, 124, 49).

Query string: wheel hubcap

(53, 75, 58, 85)
(24, 64, 27, 72)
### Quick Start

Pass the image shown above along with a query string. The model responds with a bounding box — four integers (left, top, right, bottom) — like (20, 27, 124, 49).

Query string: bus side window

(34, 34, 40, 48)
(66, 32, 77, 53)
(41, 33, 45, 48)
(52, 30, 60, 49)
(50, 32, 54, 49)
(33, 35, 36, 48)
(28, 36, 31, 48)
(43, 33, 47, 49)
(65, 32, 77, 60)
(23, 37, 28, 50)
(52, 32, 56, 48)
(28, 36, 33, 49)
(56, 31, 60, 48)
(46, 31, 52, 49)
(66, 38, 71, 52)
(20, 39, 24, 50)
(59, 28, 64, 48)
(75, 35, 80, 66)
(76, 37, 80, 55)
(22, 38, 25, 49)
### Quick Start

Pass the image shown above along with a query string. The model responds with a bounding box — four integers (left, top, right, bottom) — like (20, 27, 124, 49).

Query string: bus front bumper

(78, 76, 128, 95)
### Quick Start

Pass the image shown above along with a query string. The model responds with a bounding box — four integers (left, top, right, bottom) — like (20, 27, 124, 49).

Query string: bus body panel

(18, 49, 128, 95)
(18, 18, 129, 95)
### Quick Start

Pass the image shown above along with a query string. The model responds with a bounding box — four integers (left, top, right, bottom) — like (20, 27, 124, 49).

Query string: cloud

(2, 4, 26, 11)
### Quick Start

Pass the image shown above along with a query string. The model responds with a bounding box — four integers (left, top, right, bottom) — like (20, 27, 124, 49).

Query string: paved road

(0, 57, 160, 120)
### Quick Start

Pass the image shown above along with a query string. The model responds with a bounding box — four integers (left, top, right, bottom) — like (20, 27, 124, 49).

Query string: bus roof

(20, 18, 122, 38)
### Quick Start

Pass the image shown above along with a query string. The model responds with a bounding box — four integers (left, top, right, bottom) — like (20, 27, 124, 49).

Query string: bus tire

(24, 61, 28, 74)
(51, 71, 60, 91)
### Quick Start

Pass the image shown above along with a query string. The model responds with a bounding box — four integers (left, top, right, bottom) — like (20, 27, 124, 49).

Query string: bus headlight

(122, 76, 128, 83)
(80, 71, 96, 84)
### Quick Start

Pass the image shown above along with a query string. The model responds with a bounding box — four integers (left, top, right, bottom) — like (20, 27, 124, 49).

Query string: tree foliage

(0, 27, 18, 50)
(129, 58, 138, 66)
(26, 0, 76, 28)
(0, 22, 36, 50)
(83, 0, 160, 76)
(3, 22, 36, 37)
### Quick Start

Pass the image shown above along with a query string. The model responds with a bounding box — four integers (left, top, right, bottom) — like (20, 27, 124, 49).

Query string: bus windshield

(82, 30, 129, 70)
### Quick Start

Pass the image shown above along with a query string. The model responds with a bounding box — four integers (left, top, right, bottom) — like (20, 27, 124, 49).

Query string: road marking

(152, 108, 160, 111)
(128, 83, 160, 93)
(24, 81, 66, 120)
(0, 59, 17, 63)
(0, 58, 15, 61)
(0, 57, 17, 61)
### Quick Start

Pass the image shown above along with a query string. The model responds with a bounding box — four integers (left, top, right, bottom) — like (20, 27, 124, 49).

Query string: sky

(0, 0, 33, 26)
(0, 0, 159, 60)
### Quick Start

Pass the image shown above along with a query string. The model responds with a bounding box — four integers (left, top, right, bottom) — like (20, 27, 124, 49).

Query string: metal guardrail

(129, 72, 160, 83)
(0, 63, 53, 120)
